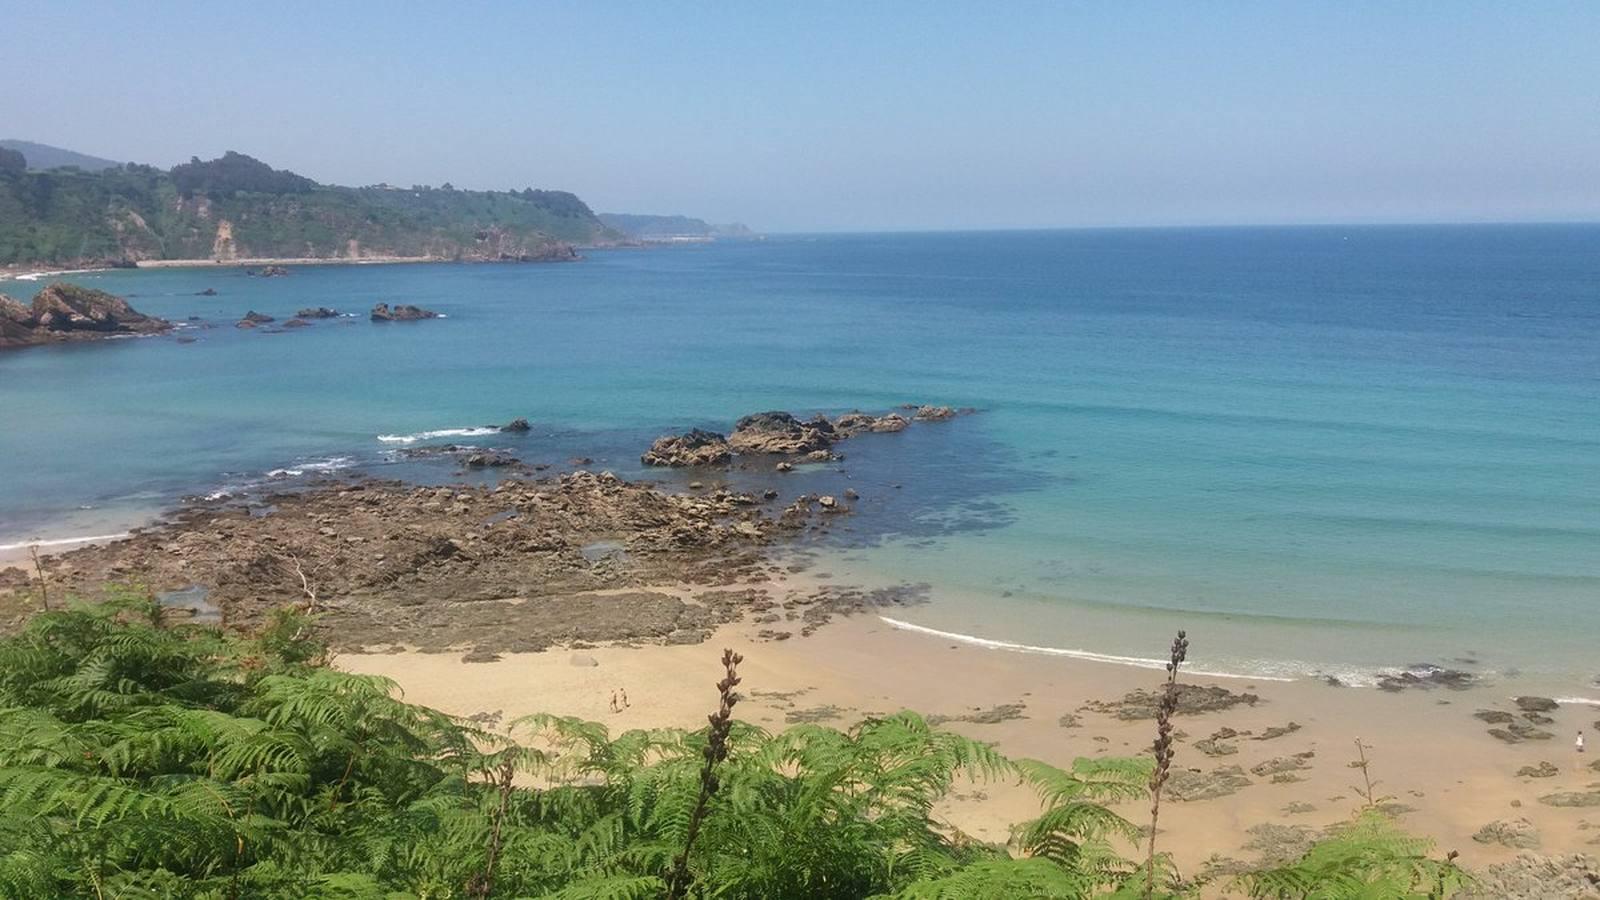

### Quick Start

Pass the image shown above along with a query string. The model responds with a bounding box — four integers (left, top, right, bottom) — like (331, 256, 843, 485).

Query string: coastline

(343, 605, 1600, 877)
(3, 466, 1597, 877)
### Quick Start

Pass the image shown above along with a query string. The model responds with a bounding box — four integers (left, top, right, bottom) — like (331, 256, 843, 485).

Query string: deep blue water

(2, 226, 1597, 683)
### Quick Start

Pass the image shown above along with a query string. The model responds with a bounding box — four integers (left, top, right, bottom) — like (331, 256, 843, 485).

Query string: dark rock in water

(1167, 765, 1253, 802)
(250, 265, 289, 277)
(1475, 710, 1516, 724)
(175, 336, 197, 344)
(1517, 762, 1559, 778)
(1, 282, 173, 348)
(237, 310, 274, 329)
(568, 457, 593, 466)
(282, 318, 312, 329)
(371, 302, 439, 322)
(500, 418, 531, 433)
(196, 288, 218, 296)
(1376, 665, 1475, 692)
(1093, 683, 1261, 720)
(295, 307, 340, 319)
(728, 410, 835, 455)
(641, 428, 732, 467)
(464, 452, 519, 468)
(912, 404, 959, 421)
(1515, 696, 1560, 713)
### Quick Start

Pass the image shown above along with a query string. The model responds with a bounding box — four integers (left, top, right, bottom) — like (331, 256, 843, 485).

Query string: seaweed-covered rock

(1459, 853, 1600, 900)
(1473, 818, 1542, 850)
(641, 429, 733, 467)
(1093, 684, 1260, 720)
(1167, 765, 1253, 802)
(728, 411, 834, 455)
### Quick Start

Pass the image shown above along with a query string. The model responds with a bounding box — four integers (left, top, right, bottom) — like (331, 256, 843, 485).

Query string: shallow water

(2, 226, 1597, 684)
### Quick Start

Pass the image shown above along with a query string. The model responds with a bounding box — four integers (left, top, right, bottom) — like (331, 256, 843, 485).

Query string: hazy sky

(5, 2, 1598, 231)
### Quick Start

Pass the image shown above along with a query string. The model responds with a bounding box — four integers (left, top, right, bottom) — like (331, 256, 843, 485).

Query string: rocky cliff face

(0, 282, 171, 349)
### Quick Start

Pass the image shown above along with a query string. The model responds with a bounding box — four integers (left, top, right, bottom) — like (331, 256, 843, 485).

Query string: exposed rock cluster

(0, 282, 171, 348)
(371, 303, 439, 321)
(640, 406, 962, 467)
(0, 472, 828, 653)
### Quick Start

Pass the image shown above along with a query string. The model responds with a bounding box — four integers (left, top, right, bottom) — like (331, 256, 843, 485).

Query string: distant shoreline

(134, 255, 451, 269)
(0, 254, 594, 282)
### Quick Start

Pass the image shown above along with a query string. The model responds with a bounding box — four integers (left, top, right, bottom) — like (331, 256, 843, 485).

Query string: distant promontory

(0, 148, 623, 269)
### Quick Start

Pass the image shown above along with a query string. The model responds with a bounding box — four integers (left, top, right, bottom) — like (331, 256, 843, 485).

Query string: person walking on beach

(1579, 731, 1586, 754)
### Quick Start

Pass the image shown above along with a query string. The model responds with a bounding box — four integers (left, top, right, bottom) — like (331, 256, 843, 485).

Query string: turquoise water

(2, 226, 1597, 684)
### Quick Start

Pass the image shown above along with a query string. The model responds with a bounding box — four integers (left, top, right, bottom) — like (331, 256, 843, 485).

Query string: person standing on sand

(1579, 731, 1585, 754)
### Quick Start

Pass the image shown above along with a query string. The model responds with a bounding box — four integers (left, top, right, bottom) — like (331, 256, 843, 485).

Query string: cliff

(0, 151, 624, 267)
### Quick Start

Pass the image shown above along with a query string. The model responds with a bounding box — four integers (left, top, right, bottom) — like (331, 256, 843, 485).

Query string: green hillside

(0, 151, 622, 267)
(0, 139, 125, 173)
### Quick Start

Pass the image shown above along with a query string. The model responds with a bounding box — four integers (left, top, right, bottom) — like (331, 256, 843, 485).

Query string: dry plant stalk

(28, 545, 49, 611)
(1144, 629, 1188, 899)
(665, 648, 743, 900)
(1349, 737, 1390, 809)
(466, 757, 518, 898)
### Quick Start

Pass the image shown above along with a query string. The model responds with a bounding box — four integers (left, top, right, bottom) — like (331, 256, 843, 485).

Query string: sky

(3, 2, 1598, 232)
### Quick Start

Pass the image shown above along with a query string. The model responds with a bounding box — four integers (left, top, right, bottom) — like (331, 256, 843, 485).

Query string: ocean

(2, 226, 1597, 689)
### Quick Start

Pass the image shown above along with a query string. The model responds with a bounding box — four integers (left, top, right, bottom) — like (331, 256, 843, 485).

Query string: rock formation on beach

(0, 471, 832, 652)
(0, 282, 171, 348)
(371, 303, 439, 322)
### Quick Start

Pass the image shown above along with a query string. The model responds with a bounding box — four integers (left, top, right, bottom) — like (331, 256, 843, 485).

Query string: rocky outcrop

(0, 471, 827, 653)
(1089, 684, 1260, 720)
(295, 307, 340, 319)
(643, 404, 964, 467)
(236, 311, 275, 329)
(249, 265, 290, 277)
(1167, 765, 1253, 802)
(499, 418, 531, 433)
(728, 411, 835, 456)
(1472, 818, 1541, 849)
(642, 429, 733, 467)
(371, 303, 439, 322)
(0, 282, 172, 349)
(1459, 853, 1600, 899)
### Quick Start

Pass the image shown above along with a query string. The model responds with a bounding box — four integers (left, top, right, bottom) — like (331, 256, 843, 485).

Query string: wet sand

(343, 604, 1600, 879)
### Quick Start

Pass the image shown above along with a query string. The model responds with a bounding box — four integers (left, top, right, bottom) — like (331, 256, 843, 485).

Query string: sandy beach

(343, 599, 1600, 880)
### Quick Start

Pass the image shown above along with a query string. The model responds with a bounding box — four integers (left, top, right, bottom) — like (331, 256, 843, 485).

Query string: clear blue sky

(4, 2, 1597, 231)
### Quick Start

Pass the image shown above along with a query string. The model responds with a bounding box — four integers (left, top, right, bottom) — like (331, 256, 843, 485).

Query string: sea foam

(0, 532, 132, 551)
(878, 615, 1297, 681)
(377, 427, 499, 444)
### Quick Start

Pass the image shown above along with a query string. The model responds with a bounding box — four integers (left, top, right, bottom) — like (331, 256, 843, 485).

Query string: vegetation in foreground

(0, 595, 1470, 898)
